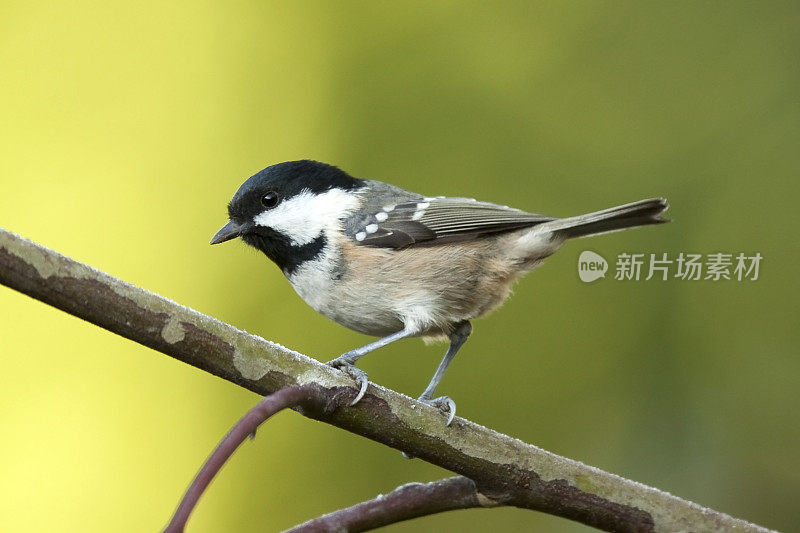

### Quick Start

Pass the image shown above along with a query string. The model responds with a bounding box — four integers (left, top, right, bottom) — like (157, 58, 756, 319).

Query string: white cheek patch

(254, 188, 362, 246)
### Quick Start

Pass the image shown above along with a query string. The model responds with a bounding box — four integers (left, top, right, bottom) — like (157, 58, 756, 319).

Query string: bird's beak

(210, 220, 246, 245)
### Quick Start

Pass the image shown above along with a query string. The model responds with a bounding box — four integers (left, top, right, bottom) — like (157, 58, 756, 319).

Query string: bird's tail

(542, 198, 669, 239)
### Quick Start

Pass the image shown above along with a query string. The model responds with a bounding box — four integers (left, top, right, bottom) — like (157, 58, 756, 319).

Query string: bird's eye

(261, 191, 280, 208)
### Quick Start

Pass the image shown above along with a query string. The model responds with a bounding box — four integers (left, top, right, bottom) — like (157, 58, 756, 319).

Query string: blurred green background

(1, 1, 798, 531)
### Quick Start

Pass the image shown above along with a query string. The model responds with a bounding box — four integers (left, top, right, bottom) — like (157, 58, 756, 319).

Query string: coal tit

(211, 160, 668, 424)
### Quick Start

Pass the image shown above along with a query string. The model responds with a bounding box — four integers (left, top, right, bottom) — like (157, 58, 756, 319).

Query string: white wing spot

(382, 204, 395, 212)
(412, 210, 425, 221)
(375, 211, 389, 222)
(365, 223, 379, 234)
(355, 231, 366, 241)
(417, 202, 430, 209)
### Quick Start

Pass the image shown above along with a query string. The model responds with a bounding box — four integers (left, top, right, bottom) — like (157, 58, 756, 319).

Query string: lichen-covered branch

(0, 228, 774, 533)
(286, 477, 495, 532)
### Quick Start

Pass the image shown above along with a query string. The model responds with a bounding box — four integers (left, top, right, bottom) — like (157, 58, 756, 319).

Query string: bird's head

(211, 160, 365, 273)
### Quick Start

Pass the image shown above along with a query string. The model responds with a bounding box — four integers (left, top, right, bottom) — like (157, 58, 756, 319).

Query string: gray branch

(0, 228, 774, 533)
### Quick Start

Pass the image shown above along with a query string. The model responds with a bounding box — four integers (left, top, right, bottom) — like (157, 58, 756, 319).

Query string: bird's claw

(418, 395, 457, 426)
(326, 358, 369, 405)
(401, 395, 456, 460)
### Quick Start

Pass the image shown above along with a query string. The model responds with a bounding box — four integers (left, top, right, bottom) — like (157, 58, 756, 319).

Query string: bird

(211, 160, 668, 424)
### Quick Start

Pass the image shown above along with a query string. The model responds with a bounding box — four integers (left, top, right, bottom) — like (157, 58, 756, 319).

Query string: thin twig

(164, 385, 314, 533)
(285, 476, 499, 533)
(0, 229, 775, 533)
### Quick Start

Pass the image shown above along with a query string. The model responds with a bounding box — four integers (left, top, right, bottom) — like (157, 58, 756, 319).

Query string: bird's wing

(352, 196, 554, 248)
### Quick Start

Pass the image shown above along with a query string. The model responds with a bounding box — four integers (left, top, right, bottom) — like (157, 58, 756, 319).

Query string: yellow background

(1, 2, 798, 531)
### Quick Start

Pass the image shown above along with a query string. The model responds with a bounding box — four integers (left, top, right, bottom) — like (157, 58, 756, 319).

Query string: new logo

(578, 251, 608, 282)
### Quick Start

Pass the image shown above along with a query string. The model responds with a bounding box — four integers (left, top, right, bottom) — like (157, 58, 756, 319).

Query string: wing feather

(354, 197, 553, 248)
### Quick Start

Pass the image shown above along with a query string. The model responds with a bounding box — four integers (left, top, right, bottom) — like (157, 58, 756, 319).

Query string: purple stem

(164, 385, 312, 532)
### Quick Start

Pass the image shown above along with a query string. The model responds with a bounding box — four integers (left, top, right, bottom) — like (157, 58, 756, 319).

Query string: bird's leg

(327, 328, 415, 405)
(417, 321, 472, 425)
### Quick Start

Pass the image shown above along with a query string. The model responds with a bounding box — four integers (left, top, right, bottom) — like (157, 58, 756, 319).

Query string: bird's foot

(418, 395, 457, 426)
(326, 355, 369, 405)
(402, 395, 456, 459)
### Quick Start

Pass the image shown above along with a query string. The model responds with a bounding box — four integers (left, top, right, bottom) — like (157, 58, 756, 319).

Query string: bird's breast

(286, 234, 529, 337)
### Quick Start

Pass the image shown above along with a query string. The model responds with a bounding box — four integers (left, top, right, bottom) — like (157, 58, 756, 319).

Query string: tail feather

(544, 198, 669, 239)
